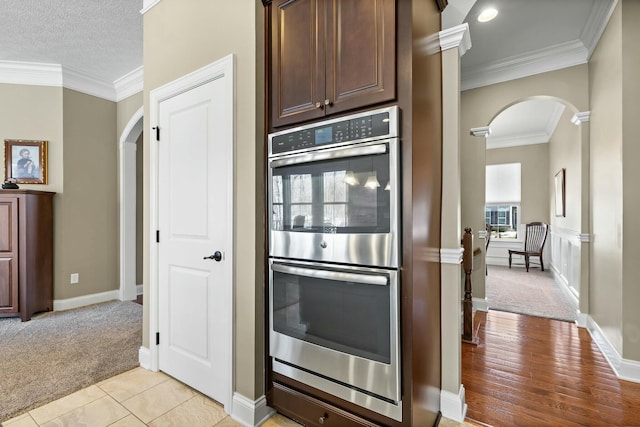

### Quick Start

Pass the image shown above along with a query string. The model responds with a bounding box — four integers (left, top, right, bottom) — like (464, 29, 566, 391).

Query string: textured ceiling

(0, 0, 142, 83)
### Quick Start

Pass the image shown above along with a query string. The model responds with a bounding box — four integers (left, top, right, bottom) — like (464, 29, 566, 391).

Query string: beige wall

(143, 0, 265, 400)
(621, 0, 640, 362)
(549, 110, 582, 232)
(0, 84, 122, 301)
(0, 84, 63, 193)
(461, 64, 589, 299)
(58, 89, 118, 299)
(589, 0, 623, 354)
(591, 0, 640, 360)
(486, 143, 550, 225)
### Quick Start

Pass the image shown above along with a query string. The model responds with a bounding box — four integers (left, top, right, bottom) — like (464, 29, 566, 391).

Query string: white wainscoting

(549, 227, 582, 298)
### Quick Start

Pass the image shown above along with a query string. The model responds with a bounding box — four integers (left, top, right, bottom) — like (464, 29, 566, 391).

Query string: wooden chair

(508, 222, 549, 272)
(485, 224, 491, 275)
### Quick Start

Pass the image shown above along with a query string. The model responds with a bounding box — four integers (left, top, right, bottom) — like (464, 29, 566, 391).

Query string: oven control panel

(269, 106, 398, 155)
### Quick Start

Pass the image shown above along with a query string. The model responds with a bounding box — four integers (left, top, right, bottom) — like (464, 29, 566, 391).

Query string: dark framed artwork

(554, 168, 565, 217)
(4, 139, 48, 184)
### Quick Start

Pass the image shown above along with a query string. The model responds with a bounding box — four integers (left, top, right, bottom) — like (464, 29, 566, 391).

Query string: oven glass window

(271, 152, 390, 233)
(272, 268, 391, 364)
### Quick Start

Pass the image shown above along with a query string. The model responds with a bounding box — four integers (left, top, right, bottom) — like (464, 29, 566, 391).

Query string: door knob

(203, 251, 223, 262)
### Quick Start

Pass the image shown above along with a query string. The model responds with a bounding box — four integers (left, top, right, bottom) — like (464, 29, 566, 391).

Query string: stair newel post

(462, 227, 476, 343)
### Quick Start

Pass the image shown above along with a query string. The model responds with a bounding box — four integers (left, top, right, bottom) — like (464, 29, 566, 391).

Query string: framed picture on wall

(4, 139, 48, 184)
(555, 168, 565, 217)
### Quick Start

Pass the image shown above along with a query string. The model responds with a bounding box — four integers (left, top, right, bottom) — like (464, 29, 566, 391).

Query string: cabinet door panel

(326, 0, 396, 114)
(272, 0, 326, 127)
(0, 198, 19, 313)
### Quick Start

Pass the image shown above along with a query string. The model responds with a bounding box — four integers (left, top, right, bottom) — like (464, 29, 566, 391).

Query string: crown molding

(0, 60, 143, 102)
(141, 0, 161, 15)
(439, 23, 472, 56)
(571, 111, 591, 125)
(62, 67, 117, 101)
(461, 39, 588, 91)
(581, 0, 618, 57)
(0, 60, 62, 86)
(470, 126, 491, 138)
(546, 102, 566, 135)
(487, 131, 549, 150)
(114, 66, 144, 102)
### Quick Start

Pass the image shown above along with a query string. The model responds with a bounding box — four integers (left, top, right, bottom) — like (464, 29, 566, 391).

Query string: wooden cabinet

(0, 190, 54, 321)
(271, 0, 396, 128)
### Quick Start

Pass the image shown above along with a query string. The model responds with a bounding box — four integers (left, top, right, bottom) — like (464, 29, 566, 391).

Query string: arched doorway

(119, 107, 144, 301)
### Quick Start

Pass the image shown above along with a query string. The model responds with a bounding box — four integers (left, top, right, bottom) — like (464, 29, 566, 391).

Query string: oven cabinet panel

(270, 0, 396, 128)
(272, 382, 381, 427)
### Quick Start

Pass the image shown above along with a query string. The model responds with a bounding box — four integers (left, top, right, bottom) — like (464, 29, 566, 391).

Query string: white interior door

(156, 66, 233, 409)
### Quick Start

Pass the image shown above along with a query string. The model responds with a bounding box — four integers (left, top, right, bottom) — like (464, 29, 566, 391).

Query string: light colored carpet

(486, 265, 577, 322)
(0, 300, 142, 422)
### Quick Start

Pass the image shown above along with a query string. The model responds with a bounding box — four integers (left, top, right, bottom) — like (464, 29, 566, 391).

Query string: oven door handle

(269, 143, 387, 168)
(272, 263, 389, 286)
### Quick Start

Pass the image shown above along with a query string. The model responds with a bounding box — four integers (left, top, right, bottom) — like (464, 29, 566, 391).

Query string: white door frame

(148, 55, 235, 408)
(119, 106, 144, 302)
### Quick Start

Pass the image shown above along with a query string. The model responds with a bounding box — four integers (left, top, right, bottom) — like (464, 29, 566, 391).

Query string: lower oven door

(269, 259, 401, 408)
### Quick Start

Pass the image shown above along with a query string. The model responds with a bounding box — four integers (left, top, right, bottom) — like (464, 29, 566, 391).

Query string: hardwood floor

(463, 310, 640, 426)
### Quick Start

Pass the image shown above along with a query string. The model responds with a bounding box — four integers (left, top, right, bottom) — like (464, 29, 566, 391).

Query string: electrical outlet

(70, 273, 79, 284)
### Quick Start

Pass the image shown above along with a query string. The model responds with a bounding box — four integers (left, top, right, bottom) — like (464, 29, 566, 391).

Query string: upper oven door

(269, 139, 400, 267)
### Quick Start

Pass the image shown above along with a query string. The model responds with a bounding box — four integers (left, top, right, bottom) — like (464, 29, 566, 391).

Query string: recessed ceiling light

(478, 8, 498, 23)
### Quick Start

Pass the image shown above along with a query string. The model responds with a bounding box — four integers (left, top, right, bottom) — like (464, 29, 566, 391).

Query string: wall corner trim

(470, 126, 491, 138)
(231, 393, 276, 427)
(440, 386, 468, 423)
(587, 315, 640, 384)
(138, 347, 152, 370)
(141, 0, 161, 15)
(472, 297, 489, 312)
(441, 247, 464, 264)
(439, 23, 472, 56)
(571, 111, 591, 125)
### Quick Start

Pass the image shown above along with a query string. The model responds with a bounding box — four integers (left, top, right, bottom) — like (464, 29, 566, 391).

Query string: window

(485, 163, 521, 239)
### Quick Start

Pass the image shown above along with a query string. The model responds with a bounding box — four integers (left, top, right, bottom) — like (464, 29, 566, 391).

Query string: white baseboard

(440, 385, 467, 423)
(138, 346, 152, 370)
(53, 290, 121, 311)
(473, 297, 489, 312)
(576, 312, 588, 328)
(231, 393, 276, 427)
(587, 315, 640, 383)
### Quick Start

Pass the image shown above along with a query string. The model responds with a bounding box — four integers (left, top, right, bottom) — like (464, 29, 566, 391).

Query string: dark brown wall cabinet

(0, 190, 54, 322)
(271, 0, 396, 128)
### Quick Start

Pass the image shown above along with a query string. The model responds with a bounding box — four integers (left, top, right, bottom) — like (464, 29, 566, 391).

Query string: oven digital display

(315, 127, 333, 145)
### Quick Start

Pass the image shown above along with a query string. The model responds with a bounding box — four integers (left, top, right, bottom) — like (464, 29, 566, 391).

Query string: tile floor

(1, 368, 298, 427)
(2, 367, 473, 427)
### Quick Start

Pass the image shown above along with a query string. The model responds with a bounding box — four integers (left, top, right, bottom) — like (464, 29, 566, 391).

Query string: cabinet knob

(319, 414, 328, 424)
(315, 101, 324, 110)
(324, 99, 333, 107)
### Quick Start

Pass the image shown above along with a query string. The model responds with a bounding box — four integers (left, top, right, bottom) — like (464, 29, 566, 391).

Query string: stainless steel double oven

(268, 106, 402, 421)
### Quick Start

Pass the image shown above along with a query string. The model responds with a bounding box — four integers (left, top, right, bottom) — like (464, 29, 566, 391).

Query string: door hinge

(156, 332, 160, 345)
(156, 230, 160, 243)
(152, 126, 160, 141)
